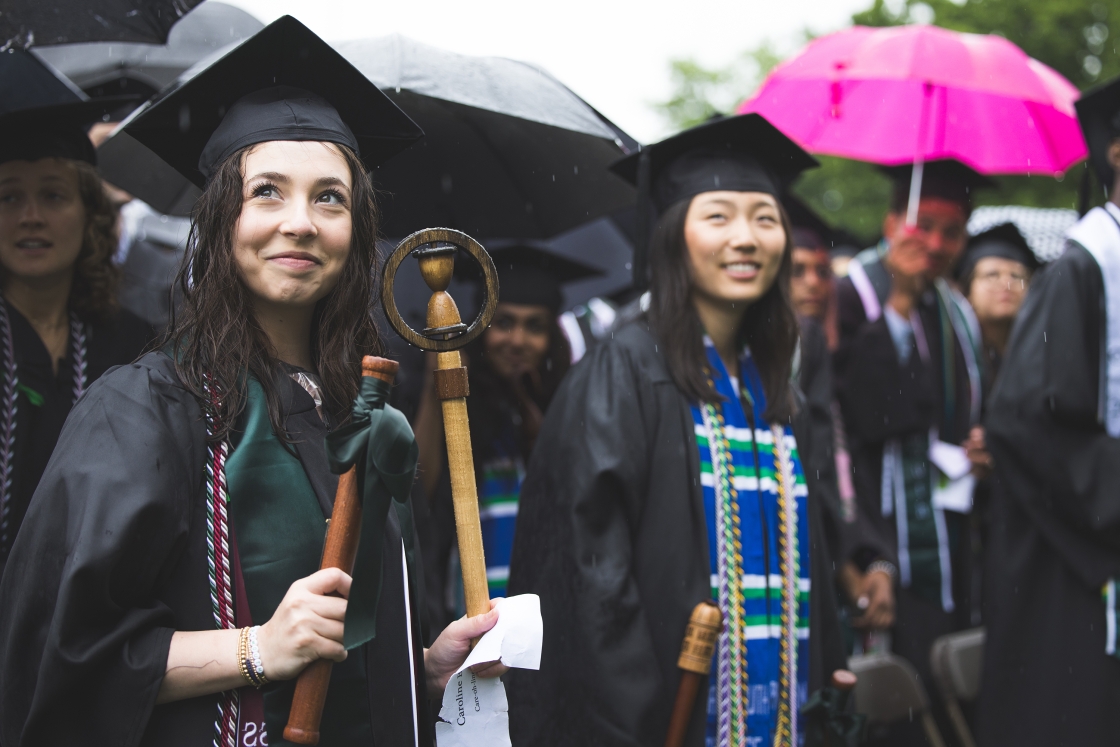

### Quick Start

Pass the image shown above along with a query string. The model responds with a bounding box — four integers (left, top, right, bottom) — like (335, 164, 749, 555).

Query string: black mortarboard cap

(120, 16, 424, 186)
(0, 49, 134, 165)
(610, 113, 817, 290)
(1075, 76, 1120, 190)
(459, 241, 601, 314)
(956, 222, 1039, 284)
(880, 159, 995, 212)
(611, 114, 817, 213)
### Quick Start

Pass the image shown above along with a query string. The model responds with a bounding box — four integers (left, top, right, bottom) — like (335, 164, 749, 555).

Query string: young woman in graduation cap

(955, 222, 1038, 393)
(415, 243, 597, 631)
(506, 114, 847, 747)
(0, 52, 154, 578)
(0, 18, 505, 747)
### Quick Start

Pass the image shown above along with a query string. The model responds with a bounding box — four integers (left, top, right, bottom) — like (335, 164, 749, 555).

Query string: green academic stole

(224, 377, 374, 746)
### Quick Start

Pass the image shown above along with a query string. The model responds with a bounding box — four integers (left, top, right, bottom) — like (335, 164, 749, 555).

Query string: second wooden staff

(664, 601, 723, 747)
(283, 356, 399, 745)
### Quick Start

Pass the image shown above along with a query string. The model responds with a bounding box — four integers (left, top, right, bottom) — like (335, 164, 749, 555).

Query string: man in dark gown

(978, 76, 1120, 746)
(833, 161, 987, 742)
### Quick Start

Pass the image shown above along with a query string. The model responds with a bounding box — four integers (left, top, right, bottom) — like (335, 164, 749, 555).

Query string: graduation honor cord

(202, 376, 240, 747)
(699, 394, 801, 747)
(0, 298, 88, 553)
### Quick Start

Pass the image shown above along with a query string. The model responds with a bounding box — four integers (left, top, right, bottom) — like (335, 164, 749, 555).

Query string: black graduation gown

(798, 316, 845, 555)
(833, 269, 977, 674)
(0, 351, 431, 747)
(505, 320, 846, 747)
(0, 304, 153, 573)
(798, 316, 890, 572)
(978, 245, 1120, 746)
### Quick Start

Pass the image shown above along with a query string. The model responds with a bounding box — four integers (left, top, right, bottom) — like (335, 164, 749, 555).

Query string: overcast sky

(223, 0, 872, 144)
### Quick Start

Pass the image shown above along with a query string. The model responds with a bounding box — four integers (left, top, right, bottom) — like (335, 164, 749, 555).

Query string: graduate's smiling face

(233, 140, 352, 310)
(483, 302, 552, 381)
(0, 158, 86, 284)
(683, 191, 787, 307)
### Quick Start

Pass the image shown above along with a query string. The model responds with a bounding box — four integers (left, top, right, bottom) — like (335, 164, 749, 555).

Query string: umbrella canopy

(32, 2, 262, 100)
(3, 0, 203, 50)
(967, 204, 1078, 262)
(336, 34, 635, 239)
(739, 24, 1086, 176)
(99, 34, 637, 239)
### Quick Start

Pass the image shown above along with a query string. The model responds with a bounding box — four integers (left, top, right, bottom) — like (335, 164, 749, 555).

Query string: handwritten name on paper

(435, 594, 543, 747)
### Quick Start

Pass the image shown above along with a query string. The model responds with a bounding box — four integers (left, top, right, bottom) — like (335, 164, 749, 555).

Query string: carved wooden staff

(381, 228, 500, 621)
(283, 356, 399, 745)
(664, 601, 723, 747)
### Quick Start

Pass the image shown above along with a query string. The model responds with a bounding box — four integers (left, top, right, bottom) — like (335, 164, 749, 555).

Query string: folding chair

(848, 652, 947, 747)
(929, 627, 985, 747)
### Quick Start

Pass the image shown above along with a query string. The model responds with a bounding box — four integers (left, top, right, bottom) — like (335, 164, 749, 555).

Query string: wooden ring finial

(380, 228, 499, 352)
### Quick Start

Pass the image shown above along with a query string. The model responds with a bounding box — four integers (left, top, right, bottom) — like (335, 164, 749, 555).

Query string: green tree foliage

(654, 44, 782, 131)
(652, 0, 1120, 243)
(854, 0, 1120, 86)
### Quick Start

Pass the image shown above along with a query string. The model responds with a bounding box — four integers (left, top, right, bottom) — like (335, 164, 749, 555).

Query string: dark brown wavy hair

(0, 159, 121, 322)
(646, 196, 799, 423)
(163, 143, 384, 440)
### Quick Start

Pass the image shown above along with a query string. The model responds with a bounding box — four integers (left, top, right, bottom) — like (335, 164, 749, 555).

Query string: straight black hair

(646, 196, 799, 423)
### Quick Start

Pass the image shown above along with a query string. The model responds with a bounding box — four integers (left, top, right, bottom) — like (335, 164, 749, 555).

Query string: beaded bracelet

(248, 626, 268, 686)
(237, 627, 254, 686)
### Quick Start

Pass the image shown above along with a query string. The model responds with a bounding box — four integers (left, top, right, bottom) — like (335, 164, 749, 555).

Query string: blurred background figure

(954, 223, 1040, 643)
(956, 223, 1039, 391)
(414, 243, 599, 635)
(791, 225, 835, 327)
(0, 51, 153, 575)
(834, 160, 989, 746)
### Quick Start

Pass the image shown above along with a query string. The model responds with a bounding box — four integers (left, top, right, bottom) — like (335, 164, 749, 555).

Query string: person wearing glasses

(956, 223, 1038, 393)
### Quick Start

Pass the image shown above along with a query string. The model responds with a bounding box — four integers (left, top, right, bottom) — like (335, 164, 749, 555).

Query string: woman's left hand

(424, 599, 509, 698)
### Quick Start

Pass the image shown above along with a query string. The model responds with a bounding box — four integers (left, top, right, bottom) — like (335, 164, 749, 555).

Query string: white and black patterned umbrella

(968, 205, 1079, 263)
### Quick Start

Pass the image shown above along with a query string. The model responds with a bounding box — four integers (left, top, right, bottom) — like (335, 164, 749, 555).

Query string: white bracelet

(248, 626, 268, 685)
(866, 560, 898, 584)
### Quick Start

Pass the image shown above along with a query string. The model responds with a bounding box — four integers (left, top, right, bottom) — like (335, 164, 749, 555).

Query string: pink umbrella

(739, 25, 1086, 181)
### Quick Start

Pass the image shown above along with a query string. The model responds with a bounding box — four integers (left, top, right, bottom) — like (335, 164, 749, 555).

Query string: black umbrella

(3, 0, 203, 50)
(97, 33, 637, 240)
(339, 34, 635, 239)
(33, 2, 262, 100)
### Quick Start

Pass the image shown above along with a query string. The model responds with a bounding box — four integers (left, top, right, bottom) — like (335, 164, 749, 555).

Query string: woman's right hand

(256, 568, 352, 681)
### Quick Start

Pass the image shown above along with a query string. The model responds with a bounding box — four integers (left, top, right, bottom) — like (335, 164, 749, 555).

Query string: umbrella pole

(906, 82, 934, 228)
(905, 159, 925, 227)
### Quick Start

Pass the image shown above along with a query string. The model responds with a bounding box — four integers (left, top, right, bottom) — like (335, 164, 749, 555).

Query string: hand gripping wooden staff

(664, 601, 723, 747)
(284, 356, 399, 745)
(381, 228, 500, 623)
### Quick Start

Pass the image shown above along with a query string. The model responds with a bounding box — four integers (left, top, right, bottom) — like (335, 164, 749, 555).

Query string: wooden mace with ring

(284, 228, 497, 745)
(381, 227, 500, 622)
(664, 601, 723, 747)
